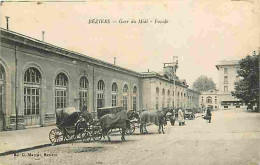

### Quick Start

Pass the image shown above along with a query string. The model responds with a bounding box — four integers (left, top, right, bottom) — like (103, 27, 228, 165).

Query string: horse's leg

(121, 128, 126, 141)
(162, 123, 165, 134)
(158, 124, 162, 134)
(107, 129, 111, 142)
(140, 123, 143, 134)
(144, 123, 148, 134)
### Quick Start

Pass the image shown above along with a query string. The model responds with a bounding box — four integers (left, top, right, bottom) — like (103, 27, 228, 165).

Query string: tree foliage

(231, 53, 259, 111)
(192, 75, 216, 92)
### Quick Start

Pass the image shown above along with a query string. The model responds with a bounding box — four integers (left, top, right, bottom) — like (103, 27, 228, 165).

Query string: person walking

(170, 109, 176, 126)
(206, 107, 212, 123)
(178, 108, 185, 126)
(82, 103, 88, 112)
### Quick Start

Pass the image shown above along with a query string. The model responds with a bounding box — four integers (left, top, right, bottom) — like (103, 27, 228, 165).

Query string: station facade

(0, 28, 199, 131)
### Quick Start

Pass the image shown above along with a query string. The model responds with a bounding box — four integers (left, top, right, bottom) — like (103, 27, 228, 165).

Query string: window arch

(206, 96, 212, 104)
(162, 89, 165, 108)
(24, 67, 42, 126)
(133, 86, 137, 111)
(97, 80, 105, 91)
(123, 84, 128, 93)
(97, 80, 105, 109)
(0, 65, 5, 130)
(55, 73, 68, 109)
(167, 90, 170, 108)
(112, 82, 118, 107)
(156, 87, 159, 110)
(123, 84, 128, 110)
(24, 67, 41, 84)
(79, 77, 89, 111)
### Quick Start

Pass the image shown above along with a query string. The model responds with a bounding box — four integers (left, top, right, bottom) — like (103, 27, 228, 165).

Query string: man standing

(178, 108, 185, 126)
(206, 107, 212, 123)
(82, 103, 87, 112)
(170, 109, 176, 126)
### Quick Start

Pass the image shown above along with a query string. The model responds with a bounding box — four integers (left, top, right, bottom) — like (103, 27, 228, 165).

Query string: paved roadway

(0, 109, 259, 165)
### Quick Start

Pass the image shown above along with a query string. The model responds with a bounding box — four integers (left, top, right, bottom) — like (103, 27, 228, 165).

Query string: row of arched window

(155, 87, 196, 110)
(23, 67, 138, 114)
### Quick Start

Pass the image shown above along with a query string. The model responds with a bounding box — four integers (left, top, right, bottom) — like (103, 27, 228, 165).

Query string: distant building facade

(216, 60, 246, 110)
(0, 28, 199, 131)
(199, 89, 219, 110)
(199, 60, 246, 111)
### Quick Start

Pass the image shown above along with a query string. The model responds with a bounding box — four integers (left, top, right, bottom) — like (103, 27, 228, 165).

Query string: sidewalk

(0, 126, 55, 155)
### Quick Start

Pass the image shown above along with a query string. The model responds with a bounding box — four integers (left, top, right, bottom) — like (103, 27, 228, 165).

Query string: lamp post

(172, 56, 178, 109)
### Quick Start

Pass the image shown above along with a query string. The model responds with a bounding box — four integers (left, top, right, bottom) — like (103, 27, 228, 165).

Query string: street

(0, 109, 259, 165)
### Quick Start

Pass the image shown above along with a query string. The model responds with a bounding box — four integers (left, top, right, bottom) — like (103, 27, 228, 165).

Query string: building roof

(0, 28, 141, 77)
(216, 60, 240, 70)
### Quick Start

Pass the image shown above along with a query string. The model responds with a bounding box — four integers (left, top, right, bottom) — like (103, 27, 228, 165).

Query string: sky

(0, 0, 259, 89)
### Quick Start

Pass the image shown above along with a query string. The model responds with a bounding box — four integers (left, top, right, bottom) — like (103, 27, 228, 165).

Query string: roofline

(0, 28, 141, 77)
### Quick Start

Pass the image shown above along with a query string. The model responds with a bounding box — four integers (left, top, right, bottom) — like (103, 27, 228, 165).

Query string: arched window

(97, 80, 105, 109)
(112, 83, 118, 107)
(0, 65, 5, 131)
(206, 96, 212, 104)
(156, 87, 159, 110)
(123, 84, 128, 110)
(167, 90, 170, 108)
(133, 86, 137, 111)
(55, 73, 68, 109)
(24, 67, 41, 126)
(162, 89, 165, 108)
(79, 77, 89, 111)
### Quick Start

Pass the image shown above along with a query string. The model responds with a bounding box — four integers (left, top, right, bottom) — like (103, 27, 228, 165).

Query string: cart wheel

(92, 129, 102, 141)
(49, 128, 63, 144)
(81, 131, 91, 143)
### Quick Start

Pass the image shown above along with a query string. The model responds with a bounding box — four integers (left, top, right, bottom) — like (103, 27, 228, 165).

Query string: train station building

(0, 28, 199, 131)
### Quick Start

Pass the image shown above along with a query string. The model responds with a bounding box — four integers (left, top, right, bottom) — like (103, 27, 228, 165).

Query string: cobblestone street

(1, 109, 259, 165)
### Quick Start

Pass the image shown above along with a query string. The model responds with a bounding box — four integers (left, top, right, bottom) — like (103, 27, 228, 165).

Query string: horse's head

(161, 108, 172, 116)
(127, 111, 140, 121)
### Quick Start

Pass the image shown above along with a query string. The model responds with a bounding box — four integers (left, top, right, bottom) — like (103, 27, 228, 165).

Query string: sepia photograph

(0, 0, 259, 164)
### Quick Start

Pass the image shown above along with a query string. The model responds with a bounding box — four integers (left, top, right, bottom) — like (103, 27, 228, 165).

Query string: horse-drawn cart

(49, 107, 102, 144)
(184, 109, 195, 120)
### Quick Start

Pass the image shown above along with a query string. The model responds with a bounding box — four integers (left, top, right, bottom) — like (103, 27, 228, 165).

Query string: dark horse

(139, 108, 172, 134)
(99, 110, 139, 141)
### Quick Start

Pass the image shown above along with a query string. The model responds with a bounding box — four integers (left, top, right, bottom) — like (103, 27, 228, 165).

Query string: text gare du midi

(88, 19, 168, 24)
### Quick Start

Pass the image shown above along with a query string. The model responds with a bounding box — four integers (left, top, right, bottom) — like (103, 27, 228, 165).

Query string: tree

(192, 75, 216, 92)
(231, 52, 259, 111)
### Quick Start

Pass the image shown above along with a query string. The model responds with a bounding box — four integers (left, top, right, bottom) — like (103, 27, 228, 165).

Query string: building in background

(199, 89, 219, 111)
(199, 60, 247, 111)
(216, 60, 246, 110)
(0, 28, 199, 131)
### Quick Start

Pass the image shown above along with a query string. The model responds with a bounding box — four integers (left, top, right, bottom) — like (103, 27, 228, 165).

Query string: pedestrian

(170, 109, 175, 126)
(82, 103, 87, 112)
(206, 107, 212, 123)
(178, 108, 185, 126)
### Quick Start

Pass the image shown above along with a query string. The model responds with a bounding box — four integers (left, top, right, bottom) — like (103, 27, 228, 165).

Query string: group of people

(167, 107, 212, 126)
(166, 108, 186, 126)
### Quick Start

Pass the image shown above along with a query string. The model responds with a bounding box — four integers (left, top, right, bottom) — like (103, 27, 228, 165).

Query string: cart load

(56, 107, 81, 128)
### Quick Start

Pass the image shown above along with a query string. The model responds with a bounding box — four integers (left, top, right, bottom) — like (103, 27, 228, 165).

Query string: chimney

(42, 31, 45, 42)
(5, 16, 9, 30)
(114, 57, 116, 65)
